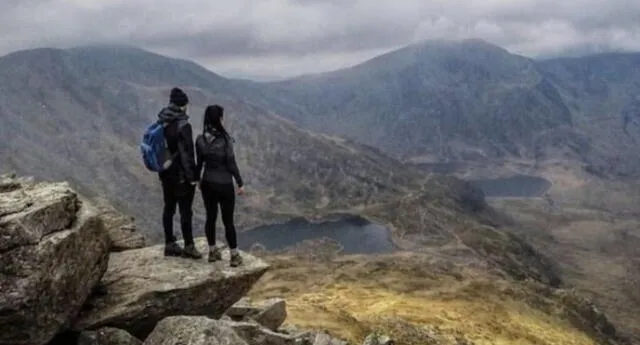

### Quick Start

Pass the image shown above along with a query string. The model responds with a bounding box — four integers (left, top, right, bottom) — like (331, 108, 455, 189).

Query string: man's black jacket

(157, 105, 198, 185)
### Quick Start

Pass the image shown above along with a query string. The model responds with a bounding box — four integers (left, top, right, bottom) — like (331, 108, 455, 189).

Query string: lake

(468, 174, 552, 197)
(237, 214, 397, 254)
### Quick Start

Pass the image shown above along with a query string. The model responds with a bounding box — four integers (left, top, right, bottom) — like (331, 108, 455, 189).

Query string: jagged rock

(312, 332, 348, 345)
(93, 199, 146, 252)
(226, 321, 297, 345)
(0, 179, 110, 345)
(226, 297, 287, 331)
(0, 174, 24, 193)
(73, 238, 270, 339)
(362, 333, 394, 345)
(142, 316, 248, 345)
(77, 327, 142, 345)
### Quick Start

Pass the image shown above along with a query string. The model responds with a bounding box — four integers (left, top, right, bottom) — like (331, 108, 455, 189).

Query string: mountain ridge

(251, 39, 575, 162)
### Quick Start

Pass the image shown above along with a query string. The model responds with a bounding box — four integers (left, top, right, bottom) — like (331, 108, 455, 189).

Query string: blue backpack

(140, 121, 184, 172)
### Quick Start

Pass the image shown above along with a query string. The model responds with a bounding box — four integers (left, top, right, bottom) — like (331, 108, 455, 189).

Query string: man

(157, 87, 202, 259)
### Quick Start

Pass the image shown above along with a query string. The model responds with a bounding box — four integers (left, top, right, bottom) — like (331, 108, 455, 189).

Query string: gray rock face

(226, 297, 288, 331)
(142, 316, 248, 345)
(93, 199, 146, 252)
(73, 238, 270, 339)
(0, 177, 110, 345)
(253, 299, 288, 331)
(77, 327, 142, 345)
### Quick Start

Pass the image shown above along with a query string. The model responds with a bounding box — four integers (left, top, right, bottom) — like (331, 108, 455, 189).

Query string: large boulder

(0, 176, 110, 345)
(73, 239, 270, 338)
(142, 316, 248, 345)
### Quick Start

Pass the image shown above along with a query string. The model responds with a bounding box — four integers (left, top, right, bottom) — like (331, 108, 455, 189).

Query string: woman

(195, 104, 245, 266)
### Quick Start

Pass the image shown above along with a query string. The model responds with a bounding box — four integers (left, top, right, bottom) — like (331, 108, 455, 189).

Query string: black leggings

(200, 182, 237, 249)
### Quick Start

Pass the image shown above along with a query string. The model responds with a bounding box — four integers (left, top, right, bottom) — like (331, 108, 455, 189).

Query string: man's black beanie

(170, 87, 189, 107)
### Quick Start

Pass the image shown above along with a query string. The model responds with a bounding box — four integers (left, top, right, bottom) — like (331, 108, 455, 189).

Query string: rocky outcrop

(225, 297, 287, 331)
(223, 300, 349, 345)
(77, 328, 142, 345)
(142, 316, 249, 345)
(93, 199, 146, 252)
(225, 321, 298, 345)
(140, 314, 350, 345)
(0, 175, 357, 345)
(0, 176, 110, 345)
(73, 238, 270, 338)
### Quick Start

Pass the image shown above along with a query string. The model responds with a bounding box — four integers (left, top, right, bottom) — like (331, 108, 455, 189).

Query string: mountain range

(248, 39, 640, 181)
(1, 39, 640, 342)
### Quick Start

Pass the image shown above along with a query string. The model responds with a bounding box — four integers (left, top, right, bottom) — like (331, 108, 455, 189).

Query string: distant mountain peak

(64, 43, 161, 58)
(0, 44, 151, 62)
(406, 37, 516, 60)
(411, 37, 502, 48)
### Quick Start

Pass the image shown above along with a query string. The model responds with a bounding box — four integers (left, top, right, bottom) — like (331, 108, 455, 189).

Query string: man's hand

(237, 186, 245, 195)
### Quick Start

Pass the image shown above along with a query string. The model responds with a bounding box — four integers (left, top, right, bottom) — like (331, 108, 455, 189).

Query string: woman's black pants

(200, 181, 238, 249)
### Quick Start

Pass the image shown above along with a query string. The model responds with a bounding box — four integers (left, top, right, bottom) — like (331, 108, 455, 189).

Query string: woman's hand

(237, 186, 245, 196)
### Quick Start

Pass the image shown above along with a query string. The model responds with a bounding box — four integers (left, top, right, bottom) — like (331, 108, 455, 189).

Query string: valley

(0, 39, 639, 344)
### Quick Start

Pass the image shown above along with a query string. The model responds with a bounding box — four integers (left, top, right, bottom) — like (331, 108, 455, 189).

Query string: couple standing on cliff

(153, 87, 244, 267)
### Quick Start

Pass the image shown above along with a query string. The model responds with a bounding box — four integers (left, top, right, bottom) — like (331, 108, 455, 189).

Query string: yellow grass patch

(249, 256, 600, 345)
(279, 283, 597, 345)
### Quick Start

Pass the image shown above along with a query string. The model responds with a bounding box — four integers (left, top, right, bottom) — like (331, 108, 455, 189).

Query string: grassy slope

(488, 196, 640, 342)
(249, 253, 619, 345)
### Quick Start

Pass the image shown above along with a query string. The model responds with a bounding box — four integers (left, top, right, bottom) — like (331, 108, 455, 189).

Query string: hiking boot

(182, 244, 203, 259)
(164, 242, 184, 257)
(230, 251, 243, 267)
(208, 247, 222, 263)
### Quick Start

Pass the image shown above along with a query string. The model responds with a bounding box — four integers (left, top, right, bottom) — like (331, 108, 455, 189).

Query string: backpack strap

(162, 119, 188, 167)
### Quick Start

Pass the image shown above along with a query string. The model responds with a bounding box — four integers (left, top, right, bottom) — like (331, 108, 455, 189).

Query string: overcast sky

(2, 0, 639, 80)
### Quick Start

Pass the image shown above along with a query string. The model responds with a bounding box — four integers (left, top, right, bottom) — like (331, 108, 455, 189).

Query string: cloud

(0, 0, 638, 79)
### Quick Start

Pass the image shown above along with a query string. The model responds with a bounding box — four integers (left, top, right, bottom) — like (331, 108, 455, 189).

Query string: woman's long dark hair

(203, 104, 229, 138)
